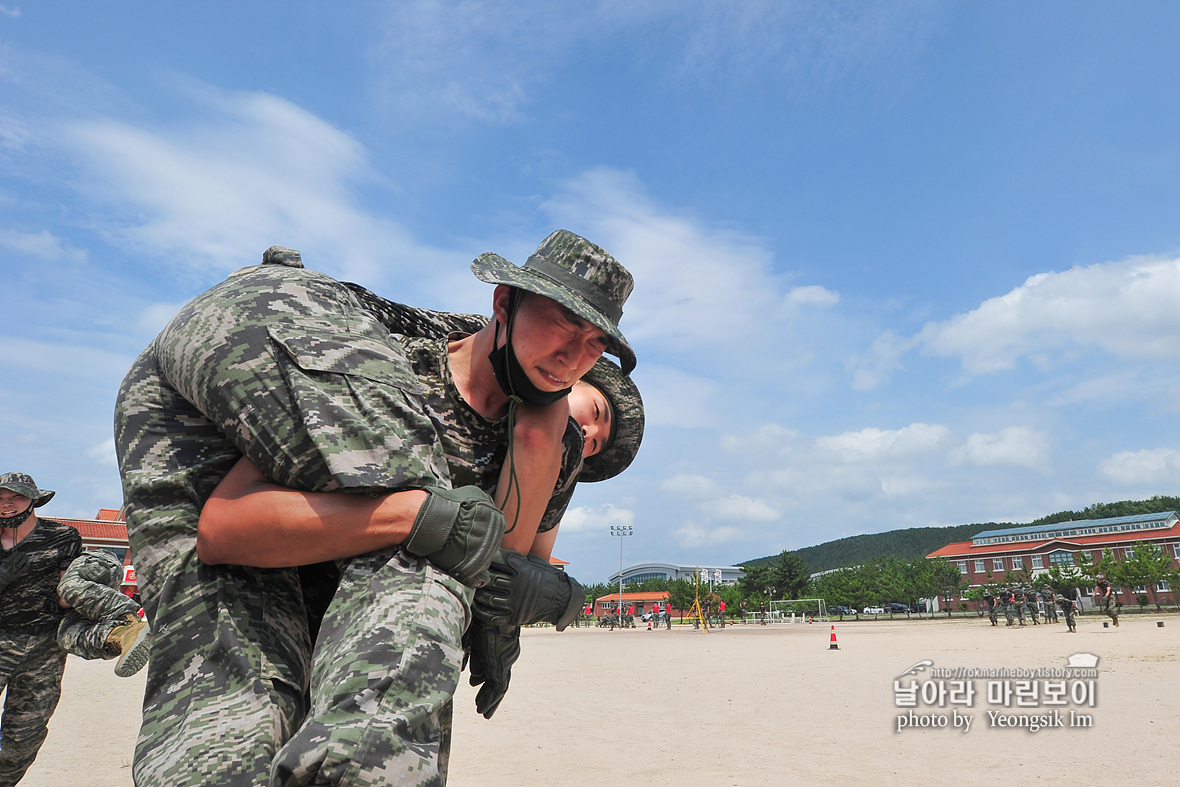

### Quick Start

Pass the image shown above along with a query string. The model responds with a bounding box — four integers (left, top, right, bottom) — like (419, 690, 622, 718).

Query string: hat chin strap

(487, 290, 572, 407)
(0, 502, 33, 530)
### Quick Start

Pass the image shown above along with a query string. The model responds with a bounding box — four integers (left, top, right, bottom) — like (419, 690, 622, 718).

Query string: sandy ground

(17, 611, 1179, 786)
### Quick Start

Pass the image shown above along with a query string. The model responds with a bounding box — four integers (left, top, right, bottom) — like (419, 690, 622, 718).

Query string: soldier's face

(0, 490, 33, 518)
(495, 288, 607, 393)
(568, 381, 612, 457)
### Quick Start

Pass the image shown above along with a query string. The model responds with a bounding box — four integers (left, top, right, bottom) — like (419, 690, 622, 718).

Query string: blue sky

(2, 2, 1179, 583)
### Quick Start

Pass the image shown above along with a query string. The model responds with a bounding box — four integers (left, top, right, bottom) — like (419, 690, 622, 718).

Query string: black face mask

(488, 292, 572, 407)
(0, 502, 34, 530)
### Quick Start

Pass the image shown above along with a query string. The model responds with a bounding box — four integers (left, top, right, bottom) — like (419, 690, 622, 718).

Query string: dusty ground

(18, 611, 1179, 786)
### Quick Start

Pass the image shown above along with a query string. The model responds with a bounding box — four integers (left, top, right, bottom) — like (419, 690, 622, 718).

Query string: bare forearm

(496, 405, 566, 553)
(197, 458, 426, 567)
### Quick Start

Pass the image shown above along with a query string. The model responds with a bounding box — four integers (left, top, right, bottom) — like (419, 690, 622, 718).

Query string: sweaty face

(568, 381, 612, 457)
(0, 490, 33, 518)
(500, 291, 608, 393)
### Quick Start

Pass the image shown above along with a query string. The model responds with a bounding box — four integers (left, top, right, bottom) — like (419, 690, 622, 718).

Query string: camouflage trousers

(57, 551, 140, 660)
(0, 631, 67, 786)
(1099, 596, 1119, 621)
(1063, 608, 1076, 630)
(115, 262, 459, 786)
(987, 606, 998, 625)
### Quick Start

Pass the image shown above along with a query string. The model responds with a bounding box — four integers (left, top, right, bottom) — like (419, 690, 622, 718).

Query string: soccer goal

(767, 599, 827, 623)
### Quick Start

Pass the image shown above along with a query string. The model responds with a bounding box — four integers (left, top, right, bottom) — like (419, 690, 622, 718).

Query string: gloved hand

(464, 619, 521, 719)
(473, 549, 584, 631)
(0, 550, 30, 591)
(403, 486, 506, 588)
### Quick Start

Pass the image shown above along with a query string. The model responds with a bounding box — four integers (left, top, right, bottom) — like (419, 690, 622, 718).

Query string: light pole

(610, 524, 634, 625)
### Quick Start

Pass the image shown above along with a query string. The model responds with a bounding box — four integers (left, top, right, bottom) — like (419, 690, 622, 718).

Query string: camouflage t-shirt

(0, 518, 83, 634)
(399, 336, 583, 533)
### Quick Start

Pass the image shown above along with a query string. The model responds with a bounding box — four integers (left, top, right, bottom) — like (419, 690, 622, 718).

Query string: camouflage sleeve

(147, 264, 451, 496)
(343, 282, 488, 339)
(536, 419, 584, 533)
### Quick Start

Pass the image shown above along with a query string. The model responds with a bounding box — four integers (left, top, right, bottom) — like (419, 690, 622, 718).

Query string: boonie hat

(578, 357, 644, 483)
(0, 472, 55, 507)
(471, 230, 636, 374)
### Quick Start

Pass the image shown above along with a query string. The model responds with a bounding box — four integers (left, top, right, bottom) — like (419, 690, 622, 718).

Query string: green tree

(772, 551, 812, 600)
(667, 578, 696, 617)
(1117, 542, 1173, 611)
(928, 557, 967, 617)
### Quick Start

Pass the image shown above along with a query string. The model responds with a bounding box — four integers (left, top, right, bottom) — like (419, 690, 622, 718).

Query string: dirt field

(19, 612, 1179, 786)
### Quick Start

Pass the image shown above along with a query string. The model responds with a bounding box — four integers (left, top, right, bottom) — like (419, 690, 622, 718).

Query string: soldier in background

(1003, 588, 1016, 627)
(0, 473, 82, 786)
(1024, 588, 1040, 625)
(1040, 585, 1058, 623)
(983, 591, 998, 626)
(1094, 575, 1119, 627)
(1058, 594, 1079, 633)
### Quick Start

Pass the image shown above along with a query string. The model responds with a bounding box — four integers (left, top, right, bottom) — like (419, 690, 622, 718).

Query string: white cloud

(137, 302, 185, 336)
(85, 437, 117, 468)
(0, 229, 86, 262)
(0, 6, 19, 20)
(675, 521, 745, 547)
(370, 2, 938, 121)
(949, 426, 1049, 469)
(1099, 448, 1180, 486)
(660, 474, 723, 500)
(816, 423, 950, 462)
(917, 255, 1180, 374)
(848, 330, 914, 391)
(558, 503, 635, 534)
(638, 365, 719, 428)
(784, 285, 839, 309)
(0, 337, 132, 380)
(57, 87, 453, 288)
(541, 168, 809, 355)
(699, 494, 780, 522)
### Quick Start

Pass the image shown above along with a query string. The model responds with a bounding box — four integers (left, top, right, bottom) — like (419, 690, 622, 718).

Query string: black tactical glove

(464, 619, 521, 719)
(0, 550, 30, 591)
(404, 486, 505, 588)
(473, 549, 584, 631)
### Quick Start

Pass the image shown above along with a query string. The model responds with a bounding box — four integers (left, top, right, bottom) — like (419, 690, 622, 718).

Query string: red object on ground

(829, 625, 839, 650)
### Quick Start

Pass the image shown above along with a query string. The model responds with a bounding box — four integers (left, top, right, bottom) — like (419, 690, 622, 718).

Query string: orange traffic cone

(829, 625, 839, 650)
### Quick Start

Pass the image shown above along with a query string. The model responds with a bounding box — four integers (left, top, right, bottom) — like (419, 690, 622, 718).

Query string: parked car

(862, 606, 886, 615)
(886, 602, 910, 614)
(830, 605, 856, 616)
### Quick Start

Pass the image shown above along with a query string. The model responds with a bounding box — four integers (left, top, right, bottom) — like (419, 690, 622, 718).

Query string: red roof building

(928, 511, 1180, 608)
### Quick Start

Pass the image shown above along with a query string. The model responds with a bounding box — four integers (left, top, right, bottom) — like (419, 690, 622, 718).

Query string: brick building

(927, 511, 1180, 609)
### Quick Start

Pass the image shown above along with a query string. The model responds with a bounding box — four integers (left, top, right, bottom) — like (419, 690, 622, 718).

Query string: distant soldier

(1024, 589, 1040, 625)
(1094, 575, 1119, 627)
(1003, 589, 1016, 627)
(1041, 585, 1058, 623)
(983, 591, 998, 626)
(1058, 594, 1079, 633)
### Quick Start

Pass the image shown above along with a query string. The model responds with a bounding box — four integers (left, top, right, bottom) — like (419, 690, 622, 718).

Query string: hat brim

(472, 253, 636, 374)
(578, 357, 644, 483)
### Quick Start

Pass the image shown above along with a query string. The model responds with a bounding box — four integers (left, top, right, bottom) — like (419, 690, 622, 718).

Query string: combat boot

(107, 614, 152, 678)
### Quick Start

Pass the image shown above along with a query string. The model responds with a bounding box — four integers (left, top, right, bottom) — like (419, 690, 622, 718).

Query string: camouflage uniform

(0, 517, 82, 786)
(1025, 591, 1040, 625)
(1095, 579, 1119, 625)
(56, 550, 141, 660)
(984, 594, 998, 626)
(1003, 591, 1016, 626)
(1059, 596, 1078, 632)
(1041, 588, 1058, 623)
(116, 253, 579, 787)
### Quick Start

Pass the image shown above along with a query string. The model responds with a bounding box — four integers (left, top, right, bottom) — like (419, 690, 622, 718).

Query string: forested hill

(744, 495, 1180, 573)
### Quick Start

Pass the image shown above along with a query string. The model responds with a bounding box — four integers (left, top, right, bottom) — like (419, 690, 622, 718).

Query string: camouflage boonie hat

(579, 357, 644, 483)
(0, 472, 55, 507)
(471, 230, 636, 374)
